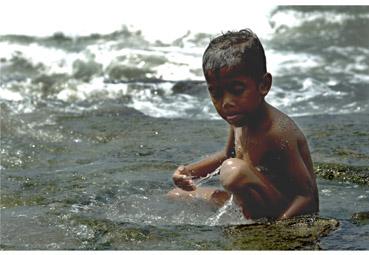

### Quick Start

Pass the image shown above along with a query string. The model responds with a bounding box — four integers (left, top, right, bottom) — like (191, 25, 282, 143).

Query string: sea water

(1, 6, 368, 120)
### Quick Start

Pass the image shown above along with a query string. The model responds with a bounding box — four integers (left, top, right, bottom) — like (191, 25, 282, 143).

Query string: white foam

(0, 87, 23, 101)
(56, 77, 130, 102)
(1, 6, 367, 119)
(267, 49, 322, 75)
(270, 9, 369, 31)
(0, 42, 82, 78)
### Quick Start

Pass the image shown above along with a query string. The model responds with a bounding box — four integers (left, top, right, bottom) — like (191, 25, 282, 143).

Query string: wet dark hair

(202, 29, 267, 82)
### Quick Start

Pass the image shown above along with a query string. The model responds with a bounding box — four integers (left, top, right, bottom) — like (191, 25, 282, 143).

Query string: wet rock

(314, 162, 369, 185)
(223, 216, 339, 250)
(0, 52, 45, 81)
(172, 80, 207, 96)
(72, 59, 103, 82)
(57, 214, 339, 250)
(351, 211, 369, 225)
(106, 63, 154, 81)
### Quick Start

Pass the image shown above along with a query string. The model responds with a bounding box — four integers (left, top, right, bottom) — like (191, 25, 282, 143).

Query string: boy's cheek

(215, 109, 228, 121)
(210, 99, 220, 110)
(212, 103, 223, 115)
(211, 97, 223, 106)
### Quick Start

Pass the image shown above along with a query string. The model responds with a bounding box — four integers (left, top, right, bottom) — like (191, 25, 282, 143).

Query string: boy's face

(205, 66, 269, 127)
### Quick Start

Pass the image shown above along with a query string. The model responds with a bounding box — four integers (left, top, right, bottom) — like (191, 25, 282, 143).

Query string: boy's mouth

(225, 113, 243, 122)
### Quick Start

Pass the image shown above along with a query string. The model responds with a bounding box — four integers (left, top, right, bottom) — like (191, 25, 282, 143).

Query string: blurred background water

(1, 4, 368, 119)
(1, 2, 368, 250)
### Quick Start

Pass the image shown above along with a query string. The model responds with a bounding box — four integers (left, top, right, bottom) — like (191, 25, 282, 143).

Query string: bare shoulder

(267, 105, 314, 171)
(267, 106, 306, 149)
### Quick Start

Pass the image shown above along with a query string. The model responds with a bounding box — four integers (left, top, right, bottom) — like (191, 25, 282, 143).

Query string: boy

(169, 29, 319, 220)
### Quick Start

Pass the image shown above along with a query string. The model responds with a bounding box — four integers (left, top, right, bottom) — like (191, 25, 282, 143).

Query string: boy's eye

(228, 83, 245, 95)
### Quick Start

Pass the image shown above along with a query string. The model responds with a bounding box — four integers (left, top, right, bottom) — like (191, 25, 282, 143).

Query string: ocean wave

(1, 7, 368, 119)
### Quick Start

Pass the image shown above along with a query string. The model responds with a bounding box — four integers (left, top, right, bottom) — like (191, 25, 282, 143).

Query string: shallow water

(1, 161, 368, 249)
(1, 107, 368, 249)
(318, 180, 369, 250)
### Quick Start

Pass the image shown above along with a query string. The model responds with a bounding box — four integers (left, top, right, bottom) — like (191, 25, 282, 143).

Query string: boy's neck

(242, 101, 272, 132)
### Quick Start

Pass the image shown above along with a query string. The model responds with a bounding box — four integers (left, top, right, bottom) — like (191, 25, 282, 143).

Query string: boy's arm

(173, 127, 234, 190)
(278, 138, 317, 220)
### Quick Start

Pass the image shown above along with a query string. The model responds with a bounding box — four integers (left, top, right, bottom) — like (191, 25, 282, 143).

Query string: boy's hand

(172, 165, 196, 191)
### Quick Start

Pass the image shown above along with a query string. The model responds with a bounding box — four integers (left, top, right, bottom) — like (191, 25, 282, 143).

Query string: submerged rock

(314, 162, 369, 185)
(351, 211, 369, 225)
(172, 80, 207, 96)
(57, 214, 338, 250)
(223, 216, 339, 250)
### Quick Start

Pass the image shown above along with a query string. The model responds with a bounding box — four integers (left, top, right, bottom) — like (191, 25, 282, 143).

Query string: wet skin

(170, 66, 319, 220)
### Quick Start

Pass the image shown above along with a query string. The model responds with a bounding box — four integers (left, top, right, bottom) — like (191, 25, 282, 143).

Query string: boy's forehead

(205, 65, 245, 83)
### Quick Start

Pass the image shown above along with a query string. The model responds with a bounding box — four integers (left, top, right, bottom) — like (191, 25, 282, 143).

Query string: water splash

(192, 165, 221, 187)
(205, 194, 234, 226)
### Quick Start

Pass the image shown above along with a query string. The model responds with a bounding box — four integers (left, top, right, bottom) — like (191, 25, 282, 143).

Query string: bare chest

(234, 127, 270, 165)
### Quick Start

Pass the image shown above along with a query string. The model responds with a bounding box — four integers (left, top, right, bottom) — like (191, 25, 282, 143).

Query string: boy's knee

(219, 158, 252, 192)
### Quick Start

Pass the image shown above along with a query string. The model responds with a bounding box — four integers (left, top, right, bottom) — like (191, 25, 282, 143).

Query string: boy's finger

(183, 180, 196, 191)
(174, 174, 188, 182)
(173, 175, 190, 186)
(174, 178, 194, 190)
(177, 165, 186, 174)
(179, 178, 190, 186)
(182, 186, 196, 191)
(173, 172, 187, 181)
(182, 182, 196, 191)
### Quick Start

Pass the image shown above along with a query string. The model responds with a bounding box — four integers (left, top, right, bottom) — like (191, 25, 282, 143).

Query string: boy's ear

(259, 73, 272, 96)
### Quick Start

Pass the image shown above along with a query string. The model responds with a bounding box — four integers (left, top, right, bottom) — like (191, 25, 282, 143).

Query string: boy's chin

(225, 117, 248, 127)
(230, 121, 247, 127)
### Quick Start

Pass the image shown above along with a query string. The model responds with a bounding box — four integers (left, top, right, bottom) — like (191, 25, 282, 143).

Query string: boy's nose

(222, 94, 236, 110)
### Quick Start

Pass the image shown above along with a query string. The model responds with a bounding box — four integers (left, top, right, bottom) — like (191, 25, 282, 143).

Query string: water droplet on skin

(226, 161, 233, 166)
